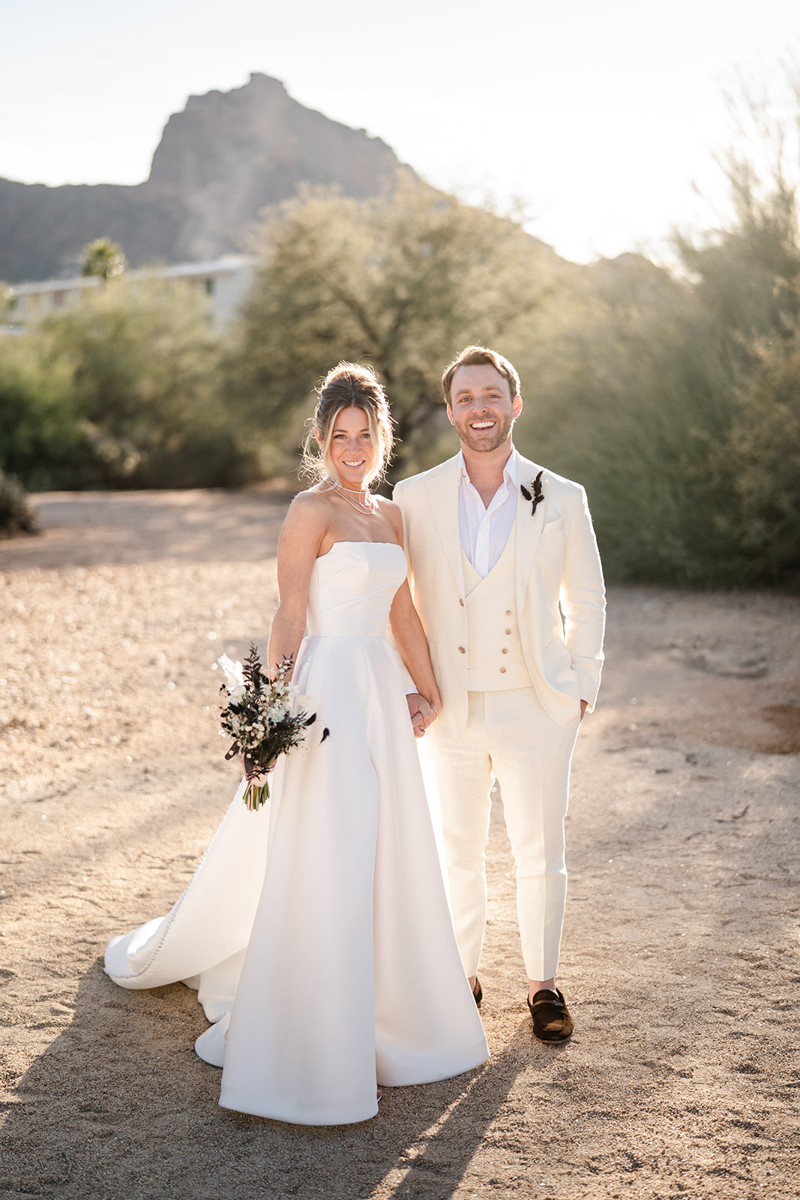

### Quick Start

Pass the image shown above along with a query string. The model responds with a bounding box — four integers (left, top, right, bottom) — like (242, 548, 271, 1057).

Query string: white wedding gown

(105, 541, 489, 1125)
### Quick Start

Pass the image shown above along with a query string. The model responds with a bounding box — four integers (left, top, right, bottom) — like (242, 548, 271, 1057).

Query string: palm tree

(81, 238, 127, 280)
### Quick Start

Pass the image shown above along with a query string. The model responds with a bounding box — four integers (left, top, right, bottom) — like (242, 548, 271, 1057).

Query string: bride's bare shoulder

(291, 485, 334, 511)
(280, 488, 333, 540)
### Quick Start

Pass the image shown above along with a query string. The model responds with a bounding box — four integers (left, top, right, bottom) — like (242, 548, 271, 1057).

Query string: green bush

(0, 277, 252, 491)
(511, 254, 740, 583)
(43, 277, 245, 488)
(0, 469, 40, 538)
(0, 351, 99, 491)
(720, 319, 800, 584)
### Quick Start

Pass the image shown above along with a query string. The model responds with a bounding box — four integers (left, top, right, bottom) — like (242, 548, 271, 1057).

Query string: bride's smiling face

(320, 405, 378, 489)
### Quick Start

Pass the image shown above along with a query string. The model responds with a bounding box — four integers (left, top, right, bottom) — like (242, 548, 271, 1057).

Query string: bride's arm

(382, 499, 442, 720)
(389, 581, 442, 719)
(268, 493, 328, 679)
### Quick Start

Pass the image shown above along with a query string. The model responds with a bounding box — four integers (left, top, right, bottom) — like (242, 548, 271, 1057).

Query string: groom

(393, 345, 605, 1042)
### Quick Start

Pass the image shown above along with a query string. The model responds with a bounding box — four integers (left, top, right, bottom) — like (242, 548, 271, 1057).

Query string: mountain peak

(0, 76, 405, 281)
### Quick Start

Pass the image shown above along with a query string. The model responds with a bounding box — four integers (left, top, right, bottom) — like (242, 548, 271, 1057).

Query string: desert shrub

(0, 469, 40, 538)
(1, 277, 252, 490)
(719, 317, 800, 584)
(0, 350, 99, 491)
(41, 278, 246, 488)
(511, 254, 744, 583)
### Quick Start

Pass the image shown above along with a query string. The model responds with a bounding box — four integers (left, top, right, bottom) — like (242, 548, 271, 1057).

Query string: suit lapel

(425, 456, 465, 598)
(515, 452, 546, 614)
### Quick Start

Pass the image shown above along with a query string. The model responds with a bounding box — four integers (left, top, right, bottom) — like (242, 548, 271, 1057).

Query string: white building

(2, 254, 256, 334)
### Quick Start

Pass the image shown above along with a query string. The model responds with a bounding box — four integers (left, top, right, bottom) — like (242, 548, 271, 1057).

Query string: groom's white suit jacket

(393, 451, 606, 738)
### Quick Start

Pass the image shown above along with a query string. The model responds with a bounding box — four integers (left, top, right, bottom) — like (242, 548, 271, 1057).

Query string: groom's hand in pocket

(407, 692, 438, 738)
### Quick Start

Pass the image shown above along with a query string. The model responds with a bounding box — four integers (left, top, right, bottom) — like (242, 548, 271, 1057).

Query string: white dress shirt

(458, 448, 519, 578)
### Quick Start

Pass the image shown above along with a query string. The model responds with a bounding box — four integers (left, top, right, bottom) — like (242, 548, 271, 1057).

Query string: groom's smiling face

(447, 364, 522, 454)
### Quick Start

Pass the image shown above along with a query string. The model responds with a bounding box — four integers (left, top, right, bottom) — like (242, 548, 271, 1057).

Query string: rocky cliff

(0, 74, 405, 282)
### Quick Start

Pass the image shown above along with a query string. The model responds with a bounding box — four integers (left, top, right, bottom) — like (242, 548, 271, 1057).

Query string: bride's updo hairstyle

(302, 362, 394, 488)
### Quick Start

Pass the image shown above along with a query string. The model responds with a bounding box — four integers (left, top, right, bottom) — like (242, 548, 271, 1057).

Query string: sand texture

(0, 490, 798, 1199)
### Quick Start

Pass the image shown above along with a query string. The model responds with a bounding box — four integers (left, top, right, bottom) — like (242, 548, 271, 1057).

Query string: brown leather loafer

(527, 987, 574, 1043)
(472, 976, 483, 1008)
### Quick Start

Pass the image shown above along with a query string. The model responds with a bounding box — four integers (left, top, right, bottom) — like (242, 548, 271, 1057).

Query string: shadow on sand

(0, 958, 541, 1200)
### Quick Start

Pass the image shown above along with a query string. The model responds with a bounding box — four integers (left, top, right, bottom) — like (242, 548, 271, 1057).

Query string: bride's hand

(407, 693, 438, 738)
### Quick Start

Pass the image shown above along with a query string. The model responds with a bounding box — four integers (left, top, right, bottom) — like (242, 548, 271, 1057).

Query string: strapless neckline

(318, 541, 404, 559)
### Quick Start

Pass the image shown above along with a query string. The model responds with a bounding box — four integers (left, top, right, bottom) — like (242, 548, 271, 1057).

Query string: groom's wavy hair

(441, 345, 521, 405)
(302, 362, 394, 488)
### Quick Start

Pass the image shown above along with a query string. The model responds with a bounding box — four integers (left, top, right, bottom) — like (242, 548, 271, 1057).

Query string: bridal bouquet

(216, 645, 316, 811)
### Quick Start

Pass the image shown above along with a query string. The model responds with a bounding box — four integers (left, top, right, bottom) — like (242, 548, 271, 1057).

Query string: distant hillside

(0, 74, 406, 282)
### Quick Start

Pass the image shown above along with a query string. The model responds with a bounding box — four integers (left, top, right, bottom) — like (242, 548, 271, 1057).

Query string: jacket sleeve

(562, 485, 606, 710)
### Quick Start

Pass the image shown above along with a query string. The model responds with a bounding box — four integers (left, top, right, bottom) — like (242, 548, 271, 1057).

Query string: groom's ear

(446, 404, 455, 426)
(512, 394, 523, 420)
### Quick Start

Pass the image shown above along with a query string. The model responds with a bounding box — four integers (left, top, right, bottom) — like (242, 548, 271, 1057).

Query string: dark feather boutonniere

(520, 470, 544, 516)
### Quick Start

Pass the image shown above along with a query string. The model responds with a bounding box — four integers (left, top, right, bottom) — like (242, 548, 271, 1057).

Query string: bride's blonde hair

(302, 362, 394, 487)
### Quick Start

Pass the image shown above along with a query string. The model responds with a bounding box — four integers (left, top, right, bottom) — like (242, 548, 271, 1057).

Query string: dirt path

(1, 491, 798, 1200)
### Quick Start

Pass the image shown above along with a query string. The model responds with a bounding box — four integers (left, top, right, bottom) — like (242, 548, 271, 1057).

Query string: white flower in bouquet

(216, 654, 245, 692)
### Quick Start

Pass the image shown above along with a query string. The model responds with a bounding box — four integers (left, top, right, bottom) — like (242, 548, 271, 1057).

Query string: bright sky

(2, 0, 799, 263)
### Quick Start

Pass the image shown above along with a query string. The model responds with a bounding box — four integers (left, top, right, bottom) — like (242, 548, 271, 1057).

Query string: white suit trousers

(420, 687, 581, 982)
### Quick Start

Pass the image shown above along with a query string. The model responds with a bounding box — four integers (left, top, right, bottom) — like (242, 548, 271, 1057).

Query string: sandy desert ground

(0, 490, 798, 1200)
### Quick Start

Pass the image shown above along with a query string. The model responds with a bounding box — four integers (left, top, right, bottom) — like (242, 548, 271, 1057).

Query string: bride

(105, 362, 489, 1125)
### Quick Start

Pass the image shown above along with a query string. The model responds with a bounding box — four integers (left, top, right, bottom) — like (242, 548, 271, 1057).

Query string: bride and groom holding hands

(105, 344, 606, 1126)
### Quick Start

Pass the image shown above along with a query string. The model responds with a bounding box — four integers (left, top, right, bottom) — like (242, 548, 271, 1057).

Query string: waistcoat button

(458, 646, 466, 654)
(459, 598, 465, 607)
(505, 610, 512, 616)
(505, 628, 512, 635)
(502, 648, 508, 654)
(500, 666, 507, 673)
